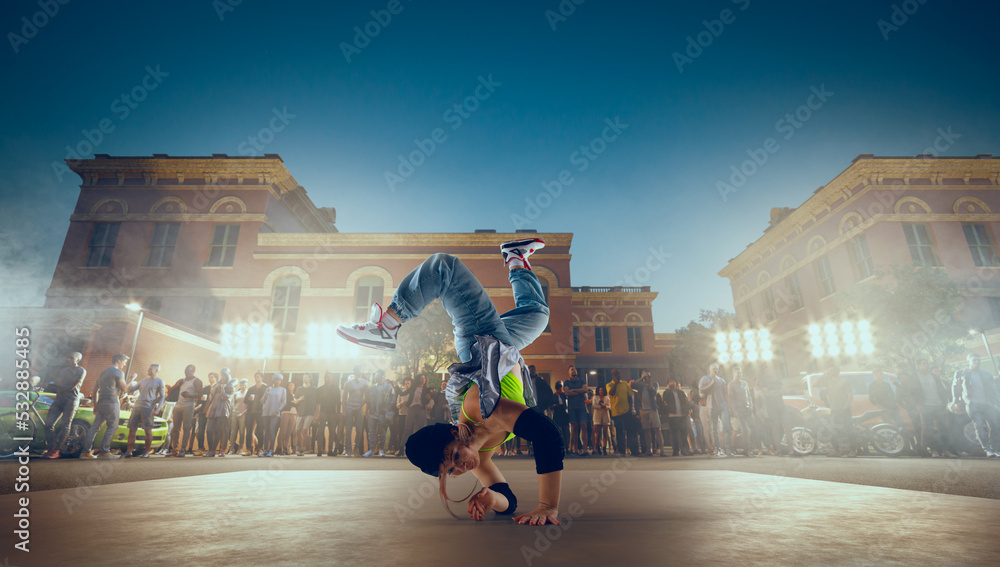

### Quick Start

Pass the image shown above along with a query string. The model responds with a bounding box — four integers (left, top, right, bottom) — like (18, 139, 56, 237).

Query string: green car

(0, 390, 169, 457)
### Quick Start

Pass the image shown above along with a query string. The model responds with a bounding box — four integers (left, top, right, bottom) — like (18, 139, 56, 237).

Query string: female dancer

(338, 239, 564, 525)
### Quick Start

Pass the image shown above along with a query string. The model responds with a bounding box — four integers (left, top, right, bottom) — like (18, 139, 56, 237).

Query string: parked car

(784, 371, 915, 429)
(0, 390, 169, 457)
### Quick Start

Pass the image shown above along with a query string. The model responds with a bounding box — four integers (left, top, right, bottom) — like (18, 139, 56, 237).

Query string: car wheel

(61, 419, 92, 458)
(791, 427, 817, 455)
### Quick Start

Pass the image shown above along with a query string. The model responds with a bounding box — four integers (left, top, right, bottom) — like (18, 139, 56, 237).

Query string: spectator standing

(242, 372, 266, 455)
(399, 374, 431, 456)
(699, 363, 733, 457)
(592, 385, 611, 455)
(728, 366, 757, 457)
(229, 378, 249, 454)
(951, 353, 1000, 457)
(80, 354, 130, 459)
(908, 360, 953, 458)
(551, 380, 570, 451)
(609, 370, 638, 456)
(315, 371, 342, 456)
(820, 366, 855, 458)
(41, 352, 87, 459)
(868, 365, 903, 427)
(169, 365, 203, 457)
(277, 381, 298, 455)
(342, 373, 369, 456)
(427, 379, 450, 425)
(563, 367, 590, 456)
(760, 370, 793, 456)
(365, 371, 395, 457)
(391, 377, 411, 455)
(259, 374, 286, 457)
(124, 363, 165, 458)
(205, 368, 235, 457)
(635, 370, 665, 456)
(189, 372, 217, 455)
(663, 380, 690, 456)
(294, 375, 318, 456)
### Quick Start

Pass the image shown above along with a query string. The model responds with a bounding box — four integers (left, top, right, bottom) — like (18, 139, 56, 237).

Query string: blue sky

(2, 0, 998, 332)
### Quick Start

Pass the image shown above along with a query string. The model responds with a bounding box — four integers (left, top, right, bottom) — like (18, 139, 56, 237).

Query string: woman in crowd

(259, 374, 286, 457)
(592, 385, 611, 455)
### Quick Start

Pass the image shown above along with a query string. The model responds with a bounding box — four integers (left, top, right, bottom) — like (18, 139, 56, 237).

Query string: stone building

(719, 154, 1000, 376)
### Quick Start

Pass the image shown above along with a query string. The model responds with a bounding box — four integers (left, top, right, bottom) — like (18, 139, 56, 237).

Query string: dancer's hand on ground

(513, 504, 560, 525)
(468, 487, 496, 521)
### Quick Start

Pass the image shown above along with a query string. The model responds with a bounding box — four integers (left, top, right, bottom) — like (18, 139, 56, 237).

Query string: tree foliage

(667, 308, 738, 388)
(389, 300, 458, 390)
(841, 264, 965, 372)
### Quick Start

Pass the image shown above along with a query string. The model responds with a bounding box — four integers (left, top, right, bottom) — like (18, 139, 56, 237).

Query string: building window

(144, 223, 180, 267)
(627, 327, 644, 352)
(743, 299, 755, 326)
(761, 288, 777, 322)
(194, 297, 225, 335)
(141, 297, 162, 314)
(786, 273, 804, 311)
(270, 276, 301, 332)
(354, 276, 385, 321)
(815, 255, 836, 297)
(848, 234, 875, 280)
(902, 224, 941, 267)
(989, 298, 1000, 328)
(83, 222, 120, 267)
(206, 224, 240, 267)
(595, 327, 611, 352)
(963, 224, 999, 267)
(573, 327, 580, 352)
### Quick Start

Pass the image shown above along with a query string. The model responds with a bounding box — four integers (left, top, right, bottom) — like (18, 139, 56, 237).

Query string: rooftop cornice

(257, 232, 574, 248)
(66, 156, 302, 195)
(718, 157, 1000, 279)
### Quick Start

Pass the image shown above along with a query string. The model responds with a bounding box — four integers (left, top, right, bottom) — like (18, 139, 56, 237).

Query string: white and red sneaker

(501, 238, 545, 270)
(336, 303, 399, 351)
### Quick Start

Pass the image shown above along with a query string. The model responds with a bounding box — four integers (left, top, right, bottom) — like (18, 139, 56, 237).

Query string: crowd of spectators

(35, 351, 1000, 460)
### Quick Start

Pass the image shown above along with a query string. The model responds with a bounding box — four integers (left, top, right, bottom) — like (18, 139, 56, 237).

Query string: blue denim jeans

(388, 253, 549, 362)
(44, 394, 80, 451)
(968, 402, 999, 452)
(83, 402, 119, 453)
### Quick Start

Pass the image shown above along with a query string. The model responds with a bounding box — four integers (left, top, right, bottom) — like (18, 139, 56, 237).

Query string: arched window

(538, 276, 551, 333)
(355, 276, 385, 321)
(271, 276, 301, 332)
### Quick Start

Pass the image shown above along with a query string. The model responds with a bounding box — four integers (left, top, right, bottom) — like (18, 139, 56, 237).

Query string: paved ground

(3, 453, 1000, 499)
(2, 454, 1000, 566)
(2, 466, 999, 567)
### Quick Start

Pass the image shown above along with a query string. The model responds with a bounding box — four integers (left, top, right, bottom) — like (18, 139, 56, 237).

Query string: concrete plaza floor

(4, 468, 999, 566)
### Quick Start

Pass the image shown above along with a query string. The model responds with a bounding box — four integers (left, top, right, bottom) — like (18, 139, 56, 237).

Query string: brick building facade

(719, 154, 1000, 377)
(26, 155, 672, 392)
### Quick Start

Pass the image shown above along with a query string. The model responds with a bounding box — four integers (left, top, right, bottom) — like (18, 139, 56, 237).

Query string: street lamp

(124, 302, 144, 379)
(969, 329, 998, 373)
(808, 320, 874, 358)
(716, 328, 773, 365)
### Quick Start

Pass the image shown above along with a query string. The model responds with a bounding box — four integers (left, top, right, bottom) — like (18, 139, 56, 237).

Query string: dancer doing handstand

(337, 238, 564, 525)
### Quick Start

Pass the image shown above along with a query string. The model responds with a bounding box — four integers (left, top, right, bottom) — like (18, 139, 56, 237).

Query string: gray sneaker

(96, 451, 120, 459)
(336, 303, 398, 351)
